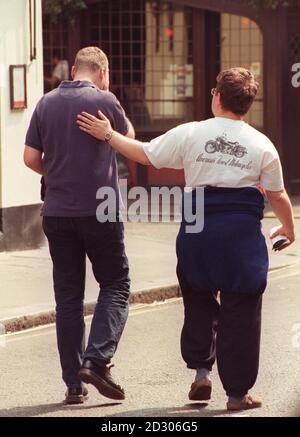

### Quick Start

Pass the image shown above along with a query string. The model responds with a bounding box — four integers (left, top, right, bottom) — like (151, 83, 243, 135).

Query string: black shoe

(65, 385, 88, 405)
(78, 359, 125, 400)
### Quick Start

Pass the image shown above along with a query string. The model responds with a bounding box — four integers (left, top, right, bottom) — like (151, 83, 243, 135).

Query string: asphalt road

(0, 262, 300, 418)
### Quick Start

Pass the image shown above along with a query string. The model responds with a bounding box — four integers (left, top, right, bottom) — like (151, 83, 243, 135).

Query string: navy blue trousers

(43, 217, 130, 388)
(177, 187, 268, 397)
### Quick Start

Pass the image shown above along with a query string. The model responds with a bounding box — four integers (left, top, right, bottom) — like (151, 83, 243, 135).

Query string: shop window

(87, 0, 194, 133)
(42, 15, 69, 93)
(221, 14, 264, 129)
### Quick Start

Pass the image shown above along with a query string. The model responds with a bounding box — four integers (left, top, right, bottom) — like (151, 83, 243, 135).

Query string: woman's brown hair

(216, 67, 259, 116)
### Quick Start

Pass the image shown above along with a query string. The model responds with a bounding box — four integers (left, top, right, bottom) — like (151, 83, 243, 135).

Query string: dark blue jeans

(42, 217, 130, 388)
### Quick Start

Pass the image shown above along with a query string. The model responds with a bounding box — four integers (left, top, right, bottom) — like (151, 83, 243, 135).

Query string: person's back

(28, 82, 127, 216)
(24, 47, 132, 405)
(145, 116, 283, 194)
(76, 66, 295, 411)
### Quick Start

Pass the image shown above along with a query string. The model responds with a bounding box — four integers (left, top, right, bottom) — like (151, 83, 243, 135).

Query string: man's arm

(266, 189, 295, 248)
(24, 145, 43, 175)
(44, 74, 60, 90)
(77, 111, 150, 165)
(45, 63, 63, 89)
(125, 117, 135, 139)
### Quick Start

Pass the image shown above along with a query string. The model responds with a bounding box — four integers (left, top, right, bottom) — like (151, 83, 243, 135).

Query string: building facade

(0, 0, 44, 251)
(0, 0, 299, 251)
(43, 0, 300, 190)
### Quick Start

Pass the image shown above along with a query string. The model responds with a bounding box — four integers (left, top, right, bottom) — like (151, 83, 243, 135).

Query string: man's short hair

(216, 67, 259, 116)
(74, 47, 108, 73)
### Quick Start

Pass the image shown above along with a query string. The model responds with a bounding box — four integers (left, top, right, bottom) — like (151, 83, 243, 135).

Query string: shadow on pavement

(106, 403, 231, 417)
(0, 402, 122, 417)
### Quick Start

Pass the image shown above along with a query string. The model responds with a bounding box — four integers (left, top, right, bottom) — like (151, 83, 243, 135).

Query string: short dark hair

(216, 67, 259, 116)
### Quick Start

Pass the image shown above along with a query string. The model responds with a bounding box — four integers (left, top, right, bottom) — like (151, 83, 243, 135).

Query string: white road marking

(269, 260, 300, 274)
(4, 263, 300, 342)
(4, 298, 182, 343)
(269, 269, 300, 282)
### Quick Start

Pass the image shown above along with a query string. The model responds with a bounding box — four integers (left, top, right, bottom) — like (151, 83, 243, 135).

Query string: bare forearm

(267, 190, 294, 230)
(24, 146, 44, 175)
(25, 161, 43, 175)
(77, 111, 150, 164)
(110, 131, 150, 165)
(125, 118, 135, 139)
(45, 76, 59, 88)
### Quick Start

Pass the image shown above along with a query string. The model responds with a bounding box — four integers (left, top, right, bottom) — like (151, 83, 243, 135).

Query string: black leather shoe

(65, 385, 88, 404)
(78, 359, 125, 400)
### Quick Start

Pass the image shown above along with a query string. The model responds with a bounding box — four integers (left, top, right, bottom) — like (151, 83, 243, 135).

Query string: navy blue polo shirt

(25, 80, 128, 216)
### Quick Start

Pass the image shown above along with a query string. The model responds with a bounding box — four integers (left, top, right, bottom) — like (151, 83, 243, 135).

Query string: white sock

(228, 395, 246, 404)
(195, 368, 211, 381)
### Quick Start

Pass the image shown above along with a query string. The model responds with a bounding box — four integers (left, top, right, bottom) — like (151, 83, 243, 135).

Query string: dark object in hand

(272, 236, 290, 251)
(270, 226, 290, 251)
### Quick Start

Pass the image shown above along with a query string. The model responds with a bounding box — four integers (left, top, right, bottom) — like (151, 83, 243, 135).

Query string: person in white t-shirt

(77, 67, 295, 411)
(45, 51, 69, 90)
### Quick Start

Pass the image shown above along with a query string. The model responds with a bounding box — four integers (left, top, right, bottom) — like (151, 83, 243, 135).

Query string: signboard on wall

(9, 65, 27, 110)
(170, 64, 193, 99)
(250, 61, 261, 77)
(175, 64, 193, 98)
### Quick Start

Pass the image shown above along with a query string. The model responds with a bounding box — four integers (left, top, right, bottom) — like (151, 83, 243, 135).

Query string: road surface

(0, 262, 300, 417)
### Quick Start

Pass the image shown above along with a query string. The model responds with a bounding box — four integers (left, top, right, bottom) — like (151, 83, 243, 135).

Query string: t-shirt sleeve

(112, 96, 129, 136)
(260, 146, 284, 191)
(52, 62, 69, 81)
(143, 124, 188, 169)
(52, 63, 63, 80)
(25, 107, 43, 152)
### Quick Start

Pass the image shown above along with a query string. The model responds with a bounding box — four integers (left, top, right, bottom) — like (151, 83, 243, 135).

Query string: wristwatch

(104, 130, 114, 143)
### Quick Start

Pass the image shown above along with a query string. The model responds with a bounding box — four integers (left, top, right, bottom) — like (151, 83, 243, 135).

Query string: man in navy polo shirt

(24, 47, 134, 404)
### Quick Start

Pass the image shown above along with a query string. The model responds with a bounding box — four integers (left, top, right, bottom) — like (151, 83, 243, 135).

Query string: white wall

(0, 0, 43, 209)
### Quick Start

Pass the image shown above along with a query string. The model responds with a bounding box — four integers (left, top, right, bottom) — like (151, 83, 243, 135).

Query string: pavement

(0, 196, 300, 333)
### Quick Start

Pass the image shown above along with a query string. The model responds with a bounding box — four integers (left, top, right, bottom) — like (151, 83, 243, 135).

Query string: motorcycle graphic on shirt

(205, 135, 248, 158)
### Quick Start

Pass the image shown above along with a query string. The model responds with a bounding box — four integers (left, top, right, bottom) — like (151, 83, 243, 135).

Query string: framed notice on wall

(9, 65, 27, 110)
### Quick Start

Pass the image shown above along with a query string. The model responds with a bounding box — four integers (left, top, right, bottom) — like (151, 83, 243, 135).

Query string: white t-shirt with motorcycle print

(143, 117, 284, 192)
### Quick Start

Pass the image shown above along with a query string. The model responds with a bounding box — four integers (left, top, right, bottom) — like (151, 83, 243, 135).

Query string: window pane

(86, 0, 194, 132)
(221, 13, 264, 129)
